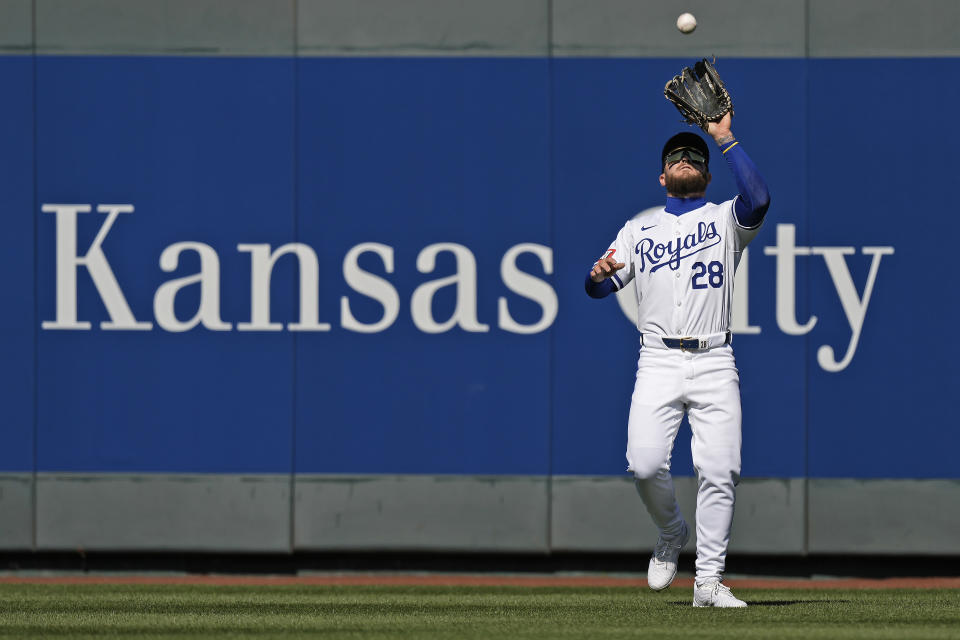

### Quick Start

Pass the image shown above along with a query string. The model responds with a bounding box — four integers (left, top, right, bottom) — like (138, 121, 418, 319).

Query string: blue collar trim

(665, 196, 707, 215)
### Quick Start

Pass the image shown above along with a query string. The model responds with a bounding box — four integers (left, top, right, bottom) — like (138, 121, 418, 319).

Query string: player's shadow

(670, 599, 845, 606)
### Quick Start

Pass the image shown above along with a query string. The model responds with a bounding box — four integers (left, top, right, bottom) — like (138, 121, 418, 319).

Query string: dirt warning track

(0, 575, 957, 589)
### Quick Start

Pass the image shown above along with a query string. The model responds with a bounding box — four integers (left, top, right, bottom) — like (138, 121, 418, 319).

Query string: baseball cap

(661, 132, 710, 170)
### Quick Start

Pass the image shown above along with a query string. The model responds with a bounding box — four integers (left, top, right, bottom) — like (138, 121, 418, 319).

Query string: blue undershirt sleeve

(585, 272, 616, 299)
(720, 141, 770, 229)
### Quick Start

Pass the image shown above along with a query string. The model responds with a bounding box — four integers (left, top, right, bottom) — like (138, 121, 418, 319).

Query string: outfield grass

(0, 584, 958, 639)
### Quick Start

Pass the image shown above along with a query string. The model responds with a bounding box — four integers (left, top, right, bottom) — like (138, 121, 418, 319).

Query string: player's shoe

(646, 521, 690, 591)
(692, 579, 748, 608)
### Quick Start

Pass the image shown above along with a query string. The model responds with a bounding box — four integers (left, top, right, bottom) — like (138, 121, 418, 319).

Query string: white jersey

(603, 198, 761, 337)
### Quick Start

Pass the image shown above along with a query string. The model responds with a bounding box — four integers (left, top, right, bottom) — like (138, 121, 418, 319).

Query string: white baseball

(676, 13, 697, 34)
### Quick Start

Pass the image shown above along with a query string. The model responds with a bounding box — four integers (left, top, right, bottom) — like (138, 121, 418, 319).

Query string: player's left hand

(590, 255, 626, 283)
(707, 113, 733, 145)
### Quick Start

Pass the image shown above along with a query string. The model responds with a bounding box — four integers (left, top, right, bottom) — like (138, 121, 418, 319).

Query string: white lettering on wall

(498, 243, 557, 335)
(813, 245, 894, 372)
(410, 243, 489, 334)
(154, 242, 231, 332)
(762, 224, 893, 372)
(341, 242, 400, 333)
(41, 203, 151, 331)
(39, 207, 895, 372)
(237, 243, 330, 332)
(763, 224, 817, 335)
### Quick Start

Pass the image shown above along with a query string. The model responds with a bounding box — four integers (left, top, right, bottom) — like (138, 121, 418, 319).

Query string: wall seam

(545, 0, 555, 554)
(802, 0, 811, 558)
(30, 0, 39, 553)
(289, 0, 299, 555)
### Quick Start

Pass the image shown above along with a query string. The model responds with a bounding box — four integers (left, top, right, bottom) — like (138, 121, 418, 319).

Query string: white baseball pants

(626, 341, 742, 581)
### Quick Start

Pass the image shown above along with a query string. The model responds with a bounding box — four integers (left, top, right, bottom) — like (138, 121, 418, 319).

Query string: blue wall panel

(0, 57, 36, 472)
(35, 57, 296, 473)
(294, 59, 552, 474)
(805, 59, 958, 478)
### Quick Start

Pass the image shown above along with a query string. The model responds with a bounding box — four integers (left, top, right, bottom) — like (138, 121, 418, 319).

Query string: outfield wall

(1, 0, 958, 554)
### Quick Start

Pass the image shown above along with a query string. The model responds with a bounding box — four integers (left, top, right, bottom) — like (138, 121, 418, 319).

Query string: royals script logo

(634, 221, 720, 272)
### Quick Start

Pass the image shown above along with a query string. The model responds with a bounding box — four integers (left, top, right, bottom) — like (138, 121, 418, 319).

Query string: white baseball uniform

(602, 196, 762, 580)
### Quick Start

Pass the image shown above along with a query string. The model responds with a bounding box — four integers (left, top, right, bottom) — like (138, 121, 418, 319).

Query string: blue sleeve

(585, 272, 616, 299)
(720, 141, 770, 229)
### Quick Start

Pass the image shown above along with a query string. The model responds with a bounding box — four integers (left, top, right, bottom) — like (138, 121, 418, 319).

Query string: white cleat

(692, 579, 748, 608)
(646, 521, 690, 591)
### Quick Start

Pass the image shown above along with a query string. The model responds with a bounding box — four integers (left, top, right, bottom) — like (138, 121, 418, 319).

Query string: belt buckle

(680, 336, 693, 352)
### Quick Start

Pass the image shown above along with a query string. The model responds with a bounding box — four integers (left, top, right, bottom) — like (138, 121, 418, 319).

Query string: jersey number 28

(691, 261, 724, 289)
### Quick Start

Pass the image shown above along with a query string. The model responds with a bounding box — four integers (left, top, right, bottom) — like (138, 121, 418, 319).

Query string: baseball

(676, 12, 697, 34)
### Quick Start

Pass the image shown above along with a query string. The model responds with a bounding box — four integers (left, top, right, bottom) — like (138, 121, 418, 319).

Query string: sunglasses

(665, 147, 707, 166)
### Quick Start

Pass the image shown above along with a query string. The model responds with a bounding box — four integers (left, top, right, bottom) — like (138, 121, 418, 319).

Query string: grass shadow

(670, 599, 847, 607)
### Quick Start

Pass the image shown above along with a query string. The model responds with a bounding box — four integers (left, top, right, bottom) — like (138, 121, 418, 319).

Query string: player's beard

(664, 170, 709, 197)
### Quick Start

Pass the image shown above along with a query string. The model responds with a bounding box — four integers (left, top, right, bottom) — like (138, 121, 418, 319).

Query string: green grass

(0, 584, 958, 639)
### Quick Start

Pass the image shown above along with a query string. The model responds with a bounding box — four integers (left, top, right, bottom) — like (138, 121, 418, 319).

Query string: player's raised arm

(707, 114, 770, 229)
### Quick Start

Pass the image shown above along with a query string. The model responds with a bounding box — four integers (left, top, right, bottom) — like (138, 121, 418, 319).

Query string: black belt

(657, 331, 731, 351)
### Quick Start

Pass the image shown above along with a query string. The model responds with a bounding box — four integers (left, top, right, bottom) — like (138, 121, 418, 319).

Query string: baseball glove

(663, 58, 734, 131)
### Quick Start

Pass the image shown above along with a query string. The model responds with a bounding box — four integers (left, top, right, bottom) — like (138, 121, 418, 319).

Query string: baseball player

(585, 113, 769, 607)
